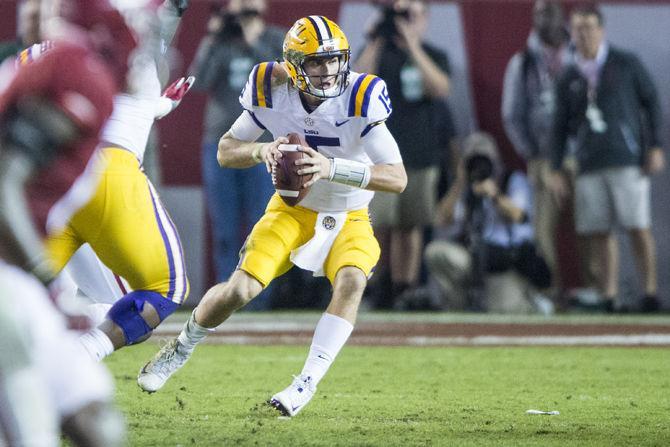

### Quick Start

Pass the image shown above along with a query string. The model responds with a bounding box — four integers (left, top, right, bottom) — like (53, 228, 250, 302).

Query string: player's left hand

(155, 76, 196, 119)
(163, 76, 195, 103)
(295, 146, 332, 188)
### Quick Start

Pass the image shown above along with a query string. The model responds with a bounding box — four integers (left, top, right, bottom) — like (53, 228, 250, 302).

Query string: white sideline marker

(526, 410, 560, 415)
(405, 334, 670, 346)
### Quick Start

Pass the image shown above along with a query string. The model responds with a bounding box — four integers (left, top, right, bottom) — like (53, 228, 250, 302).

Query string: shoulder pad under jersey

(239, 61, 284, 110)
(346, 73, 392, 123)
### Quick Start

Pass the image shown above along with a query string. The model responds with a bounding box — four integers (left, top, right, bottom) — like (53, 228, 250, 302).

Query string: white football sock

(79, 328, 114, 362)
(300, 313, 354, 386)
(177, 309, 214, 351)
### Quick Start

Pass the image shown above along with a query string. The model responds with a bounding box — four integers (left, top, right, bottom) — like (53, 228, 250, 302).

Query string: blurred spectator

(550, 4, 665, 312)
(425, 132, 552, 314)
(502, 0, 570, 301)
(190, 0, 283, 307)
(0, 0, 40, 62)
(356, 0, 452, 309)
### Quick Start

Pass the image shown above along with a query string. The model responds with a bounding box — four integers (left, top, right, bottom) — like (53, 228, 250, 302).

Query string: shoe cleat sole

(268, 398, 291, 417)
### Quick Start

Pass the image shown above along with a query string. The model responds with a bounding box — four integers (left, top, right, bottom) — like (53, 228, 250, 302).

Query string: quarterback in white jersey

(138, 15, 407, 418)
(233, 62, 399, 213)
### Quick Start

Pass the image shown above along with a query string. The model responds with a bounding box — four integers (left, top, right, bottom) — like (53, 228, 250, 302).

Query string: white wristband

(328, 158, 371, 189)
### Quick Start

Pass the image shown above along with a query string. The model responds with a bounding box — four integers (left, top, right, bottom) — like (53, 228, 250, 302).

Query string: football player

(40, 0, 195, 362)
(0, 0, 134, 444)
(138, 16, 407, 417)
(58, 73, 193, 334)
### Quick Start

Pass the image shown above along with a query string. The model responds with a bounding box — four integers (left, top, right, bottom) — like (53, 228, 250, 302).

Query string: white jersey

(99, 61, 162, 162)
(239, 64, 400, 213)
(0, 261, 114, 422)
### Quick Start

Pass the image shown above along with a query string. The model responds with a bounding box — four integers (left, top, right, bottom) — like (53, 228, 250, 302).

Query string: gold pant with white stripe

(239, 194, 381, 287)
(46, 147, 189, 304)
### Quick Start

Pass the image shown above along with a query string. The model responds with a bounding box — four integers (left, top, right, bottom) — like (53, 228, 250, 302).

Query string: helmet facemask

(294, 51, 350, 99)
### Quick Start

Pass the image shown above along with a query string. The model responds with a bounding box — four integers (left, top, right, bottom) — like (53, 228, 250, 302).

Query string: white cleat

(137, 339, 191, 393)
(268, 374, 316, 417)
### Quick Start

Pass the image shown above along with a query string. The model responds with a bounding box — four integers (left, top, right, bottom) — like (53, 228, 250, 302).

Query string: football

(272, 133, 314, 206)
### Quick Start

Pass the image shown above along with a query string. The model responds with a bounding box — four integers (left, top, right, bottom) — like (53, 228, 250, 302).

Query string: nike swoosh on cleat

(292, 405, 301, 412)
(335, 119, 350, 127)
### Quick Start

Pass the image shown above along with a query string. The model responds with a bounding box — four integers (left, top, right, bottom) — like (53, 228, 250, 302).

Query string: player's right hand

(262, 136, 289, 173)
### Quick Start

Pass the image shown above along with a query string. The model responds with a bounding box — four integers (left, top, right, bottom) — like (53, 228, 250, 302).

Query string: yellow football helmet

(283, 16, 350, 99)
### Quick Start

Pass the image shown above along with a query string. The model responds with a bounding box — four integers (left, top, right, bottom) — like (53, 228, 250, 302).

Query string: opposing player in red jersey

(0, 1, 138, 445)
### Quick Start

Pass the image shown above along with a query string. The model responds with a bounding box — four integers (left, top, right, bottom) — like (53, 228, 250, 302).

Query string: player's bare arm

(367, 162, 407, 193)
(217, 131, 288, 170)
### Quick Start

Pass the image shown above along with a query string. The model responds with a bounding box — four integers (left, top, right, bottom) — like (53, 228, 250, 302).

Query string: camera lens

(238, 9, 260, 19)
(465, 155, 494, 183)
(373, 6, 403, 39)
(219, 13, 244, 40)
(395, 8, 410, 19)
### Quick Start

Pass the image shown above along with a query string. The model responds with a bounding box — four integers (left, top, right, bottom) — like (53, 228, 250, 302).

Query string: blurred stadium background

(2, 0, 669, 305)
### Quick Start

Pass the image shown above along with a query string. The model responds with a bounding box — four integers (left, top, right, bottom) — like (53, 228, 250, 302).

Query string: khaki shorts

(574, 166, 650, 234)
(369, 166, 439, 229)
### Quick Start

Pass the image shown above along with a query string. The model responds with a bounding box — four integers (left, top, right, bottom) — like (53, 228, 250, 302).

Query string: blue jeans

(201, 140, 275, 309)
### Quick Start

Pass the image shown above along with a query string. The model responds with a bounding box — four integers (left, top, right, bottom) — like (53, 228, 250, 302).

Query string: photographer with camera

(424, 132, 553, 314)
(356, 0, 452, 309)
(190, 0, 284, 307)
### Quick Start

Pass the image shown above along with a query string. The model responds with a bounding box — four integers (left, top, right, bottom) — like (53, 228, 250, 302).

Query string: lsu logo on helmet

(283, 16, 350, 99)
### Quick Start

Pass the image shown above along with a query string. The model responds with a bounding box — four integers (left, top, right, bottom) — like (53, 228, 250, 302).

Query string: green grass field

(107, 341, 670, 446)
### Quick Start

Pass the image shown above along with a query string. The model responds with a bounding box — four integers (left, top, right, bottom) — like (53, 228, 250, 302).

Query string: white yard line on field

(150, 321, 670, 346)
